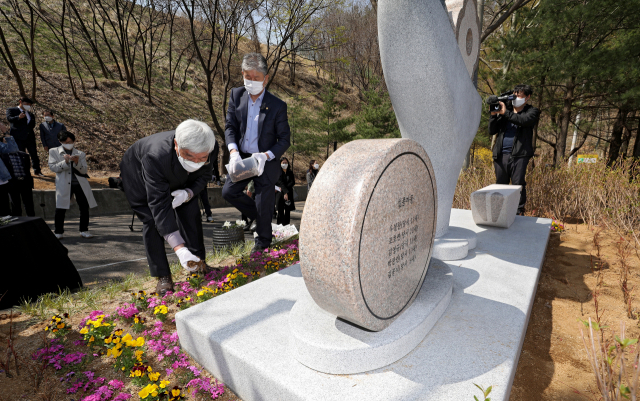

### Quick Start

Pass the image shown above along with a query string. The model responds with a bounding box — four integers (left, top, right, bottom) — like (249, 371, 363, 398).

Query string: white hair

(174, 119, 215, 153)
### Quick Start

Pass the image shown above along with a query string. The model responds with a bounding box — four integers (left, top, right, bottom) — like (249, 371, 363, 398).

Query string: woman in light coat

(48, 131, 97, 239)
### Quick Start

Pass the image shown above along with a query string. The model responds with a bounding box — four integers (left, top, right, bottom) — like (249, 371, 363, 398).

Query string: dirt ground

(2, 224, 639, 400)
(510, 224, 640, 400)
(32, 168, 117, 190)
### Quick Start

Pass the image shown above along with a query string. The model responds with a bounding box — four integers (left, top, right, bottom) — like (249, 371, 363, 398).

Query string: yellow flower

(89, 336, 95, 343)
(122, 333, 133, 343)
(79, 327, 88, 334)
(139, 387, 150, 399)
(112, 337, 120, 344)
(44, 326, 49, 331)
(171, 388, 181, 397)
(160, 380, 170, 388)
(148, 372, 160, 381)
(104, 337, 112, 344)
(147, 365, 153, 372)
(233, 268, 238, 273)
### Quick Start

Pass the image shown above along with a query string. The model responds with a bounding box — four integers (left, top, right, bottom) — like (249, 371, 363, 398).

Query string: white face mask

(62, 143, 74, 150)
(281, 164, 288, 169)
(313, 163, 319, 169)
(22, 105, 31, 111)
(177, 148, 205, 172)
(244, 78, 265, 96)
(45, 116, 53, 122)
(513, 97, 527, 108)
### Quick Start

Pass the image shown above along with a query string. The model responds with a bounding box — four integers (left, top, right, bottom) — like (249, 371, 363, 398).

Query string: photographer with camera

(489, 84, 540, 216)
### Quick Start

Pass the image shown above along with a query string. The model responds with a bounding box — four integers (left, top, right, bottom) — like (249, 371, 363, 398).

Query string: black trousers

(135, 197, 205, 278)
(15, 136, 41, 174)
(0, 183, 10, 216)
(8, 179, 35, 216)
(222, 155, 275, 249)
(276, 197, 291, 226)
(199, 188, 212, 217)
(494, 152, 531, 213)
(55, 184, 89, 233)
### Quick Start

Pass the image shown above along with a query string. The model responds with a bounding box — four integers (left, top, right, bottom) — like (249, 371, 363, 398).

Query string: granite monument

(300, 138, 437, 332)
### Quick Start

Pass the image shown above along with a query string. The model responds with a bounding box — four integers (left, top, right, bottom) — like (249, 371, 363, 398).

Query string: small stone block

(471, 184, 522, 228)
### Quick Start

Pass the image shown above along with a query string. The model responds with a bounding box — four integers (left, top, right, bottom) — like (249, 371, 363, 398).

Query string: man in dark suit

(120, 119, 216, 295)
(6, 97, 42, 176)
(222, 53, 291, 253)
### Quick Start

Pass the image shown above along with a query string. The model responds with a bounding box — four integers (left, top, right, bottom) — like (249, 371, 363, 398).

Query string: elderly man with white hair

(120, 119, 218, 295)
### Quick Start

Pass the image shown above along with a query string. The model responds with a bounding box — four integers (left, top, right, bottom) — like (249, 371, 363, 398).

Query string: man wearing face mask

(490, 84, 540, 216)
(120, 119, 216, 295)
(6, 97, 42, 176)
(222, 53, 291, 253)
(39, 110, 65, 154)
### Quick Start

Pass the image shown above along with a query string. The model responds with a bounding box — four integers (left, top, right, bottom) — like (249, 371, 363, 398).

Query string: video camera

(486, 90, 516, 113)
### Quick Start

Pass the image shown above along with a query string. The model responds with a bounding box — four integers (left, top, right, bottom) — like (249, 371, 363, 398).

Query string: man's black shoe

(250, 244, 264, 255)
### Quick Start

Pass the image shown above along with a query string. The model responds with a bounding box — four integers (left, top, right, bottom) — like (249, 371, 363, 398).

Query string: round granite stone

(300, 138, 436, 331)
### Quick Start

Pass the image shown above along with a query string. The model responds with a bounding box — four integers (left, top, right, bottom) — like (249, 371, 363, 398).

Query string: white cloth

(171, 190, 189, 209)
(48, 146, 97, 209)
(175, 247, 200, 271)
(252, 152, 268, 176)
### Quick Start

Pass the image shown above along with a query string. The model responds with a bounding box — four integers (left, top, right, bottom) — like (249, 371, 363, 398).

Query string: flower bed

(21, 239, 300, 401)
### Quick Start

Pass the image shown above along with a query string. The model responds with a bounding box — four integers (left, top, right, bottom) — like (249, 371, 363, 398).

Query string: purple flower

(113, 394, 132, 401)
(108, 380, 124, 390)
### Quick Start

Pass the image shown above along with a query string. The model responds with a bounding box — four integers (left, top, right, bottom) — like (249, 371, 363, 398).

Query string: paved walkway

(44, 203, 305, 286)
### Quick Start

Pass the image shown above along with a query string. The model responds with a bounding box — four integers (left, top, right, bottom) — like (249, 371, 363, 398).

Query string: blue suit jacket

(224, 87, 291, 184)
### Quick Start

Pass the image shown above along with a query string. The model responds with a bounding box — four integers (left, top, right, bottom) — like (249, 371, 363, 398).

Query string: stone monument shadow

(377, 265, 526, 388)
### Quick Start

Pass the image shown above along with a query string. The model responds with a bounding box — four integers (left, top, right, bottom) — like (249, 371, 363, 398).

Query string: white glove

(171, 190, 189, 209)
(175, 247, 200, 271)
(275, 185, 281, 192)
(252, 153, 268, 176)
(227, 151, 242, 175)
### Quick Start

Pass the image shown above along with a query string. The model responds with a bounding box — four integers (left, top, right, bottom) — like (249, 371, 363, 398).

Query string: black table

(0, 217, 83, 310)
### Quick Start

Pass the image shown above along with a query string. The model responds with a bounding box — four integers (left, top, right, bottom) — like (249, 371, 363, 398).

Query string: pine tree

(316, 82, 353, 157)
(354, 79, 400, 139)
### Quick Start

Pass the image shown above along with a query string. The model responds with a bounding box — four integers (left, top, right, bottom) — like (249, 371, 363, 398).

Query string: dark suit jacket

(119, 130, 213, 237)
(224, 87, 291, 184)
(39, 121, 66, 149)
(0, 151, 34, 188)
(6, 107, 36, 141)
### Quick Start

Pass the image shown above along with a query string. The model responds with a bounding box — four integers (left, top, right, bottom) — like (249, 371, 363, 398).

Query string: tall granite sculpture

(378, 0, 482, 260)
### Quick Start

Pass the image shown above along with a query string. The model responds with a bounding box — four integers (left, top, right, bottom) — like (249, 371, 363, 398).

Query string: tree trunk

(607, 108, 628, 166)
(554, 80, 575, 165)
(28, 2, 37, 101)
(0, 25, 26, 97)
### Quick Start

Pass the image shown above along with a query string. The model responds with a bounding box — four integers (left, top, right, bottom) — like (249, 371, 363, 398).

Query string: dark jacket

(490, 104, 540, 160)
(224, 87, 291, 184)
(119, 130, 213, 237)
(6, 107, 36, 141)
(275, 168, 296, 211)
(39, 121, 66, 149)
(0, 151, 34, 189)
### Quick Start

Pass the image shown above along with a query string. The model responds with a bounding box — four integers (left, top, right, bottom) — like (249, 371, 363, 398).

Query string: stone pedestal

(471, 184, 522, 228)
(175, 209, 552, 401)
(290, 261, 452, 374)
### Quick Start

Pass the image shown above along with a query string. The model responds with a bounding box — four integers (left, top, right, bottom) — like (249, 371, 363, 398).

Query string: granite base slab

(176, 209, 551, 401)
(290, 262, 452, 374)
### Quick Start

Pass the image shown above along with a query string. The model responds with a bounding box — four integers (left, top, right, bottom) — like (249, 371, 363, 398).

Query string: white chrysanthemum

(236, 220, 247, 227)
(223, 221, 231, 228)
